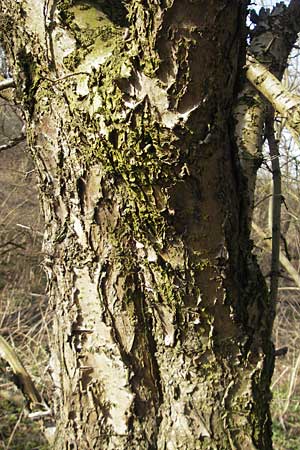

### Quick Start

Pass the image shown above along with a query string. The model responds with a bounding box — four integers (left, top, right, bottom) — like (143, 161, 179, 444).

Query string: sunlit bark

(247, 56, 300, 143)
(0, 1, 275, 448)
(234, 1, 300, 224)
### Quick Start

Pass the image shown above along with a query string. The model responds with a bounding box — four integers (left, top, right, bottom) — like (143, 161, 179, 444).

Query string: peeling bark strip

(0, 1, 275, 449)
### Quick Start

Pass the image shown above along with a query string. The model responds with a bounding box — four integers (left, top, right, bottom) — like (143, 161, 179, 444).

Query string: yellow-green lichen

(60, 1, 125, 71)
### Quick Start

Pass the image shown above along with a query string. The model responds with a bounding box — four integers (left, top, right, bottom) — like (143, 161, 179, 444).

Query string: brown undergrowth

(254, 171, 300, 450)
(0, 122, 50, 449)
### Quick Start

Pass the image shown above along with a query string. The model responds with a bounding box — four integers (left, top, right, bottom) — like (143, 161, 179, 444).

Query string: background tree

(1, 1, 299, 449)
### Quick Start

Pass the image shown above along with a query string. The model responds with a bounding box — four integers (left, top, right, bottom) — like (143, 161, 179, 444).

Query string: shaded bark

(234, 1, 300, 224)
(0, 1, 275, 449)
(265, 108, 281, 305)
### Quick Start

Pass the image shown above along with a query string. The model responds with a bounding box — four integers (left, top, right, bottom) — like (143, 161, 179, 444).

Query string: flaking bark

(234, 1, 300, 223)
(0, 1, 275, 449)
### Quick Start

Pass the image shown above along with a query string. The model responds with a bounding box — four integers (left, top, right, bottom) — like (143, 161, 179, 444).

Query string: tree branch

(252, 221, 300, 288)
(0, 77, 14, 90)
(265, 108, 281, 304)
(234, 0, 300, 226)
(246, 56, 300, 143)
(0, 334, 49, 415)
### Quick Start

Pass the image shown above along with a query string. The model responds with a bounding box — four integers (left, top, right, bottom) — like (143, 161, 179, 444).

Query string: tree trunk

(0, 1, 275, 449)
(234, 1, 300, 224)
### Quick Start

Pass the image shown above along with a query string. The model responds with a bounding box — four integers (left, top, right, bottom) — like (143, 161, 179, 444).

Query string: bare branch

(252, 221, 300, 288)
(265, 108, 281, 304)
(0, 77, 14, 91)
(0, 334, 49, 413)
(235, 0, 300, 226)
(246, 56, 300, 143)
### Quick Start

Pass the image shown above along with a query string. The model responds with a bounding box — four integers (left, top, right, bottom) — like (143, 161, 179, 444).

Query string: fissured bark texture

(0, 1, 274, 449)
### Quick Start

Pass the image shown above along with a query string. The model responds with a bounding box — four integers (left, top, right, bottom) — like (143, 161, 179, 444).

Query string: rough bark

(265, 108, 281, 305)
(234, 1, 300, 223)
(0, 1, 274, 449)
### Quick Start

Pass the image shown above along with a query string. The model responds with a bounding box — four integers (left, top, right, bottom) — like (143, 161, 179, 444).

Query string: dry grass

(254, 167, 300, 449)
(272, 297, 300, 450)
(0, 122, 50, 449)
(0, 288, 50, 450)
